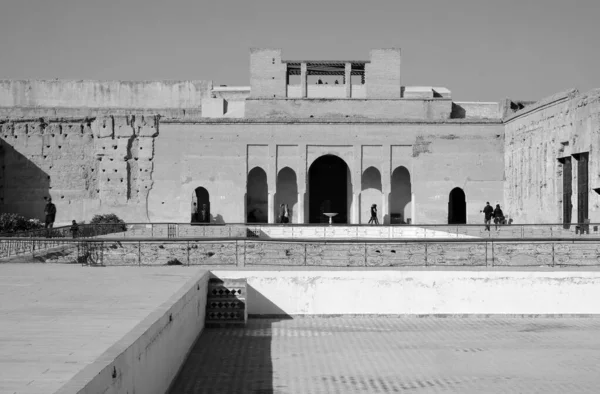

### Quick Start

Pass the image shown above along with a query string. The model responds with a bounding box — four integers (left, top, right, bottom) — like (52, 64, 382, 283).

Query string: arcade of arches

(192, 154, 471, 224)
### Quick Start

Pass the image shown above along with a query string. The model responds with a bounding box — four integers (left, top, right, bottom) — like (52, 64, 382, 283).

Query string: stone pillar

(352, 145, 362, 224)
(268, 192, 275, 224)
(268, 144, 277, 223)
(301, 63, 308, 98)
(381, 145, 391, 224)
(297, 144, 307, 223)
(345, 63, 352, 98)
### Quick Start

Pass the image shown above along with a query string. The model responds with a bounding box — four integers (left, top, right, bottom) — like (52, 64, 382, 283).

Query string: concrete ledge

(55, 269, 210, 394)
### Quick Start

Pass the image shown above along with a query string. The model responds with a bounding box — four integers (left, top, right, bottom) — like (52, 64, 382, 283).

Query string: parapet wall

(56, 269, 210, 394)
(0, 80, 212, 109)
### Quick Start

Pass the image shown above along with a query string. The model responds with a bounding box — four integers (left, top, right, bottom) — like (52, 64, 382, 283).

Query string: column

(381, 145, 391, 224)
(345, 63, 352, 98)
(268, 144, 276, 223)
(297, 144, 307, 223)
(352, 145, 362, 224)
(301, 63, 307, 98)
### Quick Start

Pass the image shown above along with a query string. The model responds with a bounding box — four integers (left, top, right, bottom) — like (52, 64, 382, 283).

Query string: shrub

(0, 213, 44, 234)
(89, 213, 127, 233)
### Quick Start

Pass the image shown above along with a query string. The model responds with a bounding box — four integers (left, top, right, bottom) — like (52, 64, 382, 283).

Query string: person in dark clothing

(44, 198, 56, 229)
(70, 220, 79, 238)
(279, 203, 285, 223)
(368, 204, 379, 225)
(493, 204, 505, 229)
(481, 201, 493, 231)
(200, 204, 208, 223)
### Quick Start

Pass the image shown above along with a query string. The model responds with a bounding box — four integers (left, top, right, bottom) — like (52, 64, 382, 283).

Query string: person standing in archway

(368, 204, 379, 225)
(481, 201, 493, 231)
(200, 204, 208, 223)
(283, 204, 290, 224)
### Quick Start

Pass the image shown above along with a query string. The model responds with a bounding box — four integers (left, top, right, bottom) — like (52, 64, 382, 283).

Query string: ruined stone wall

(0, 114, 159, 225)
(504, 89, 600, 223)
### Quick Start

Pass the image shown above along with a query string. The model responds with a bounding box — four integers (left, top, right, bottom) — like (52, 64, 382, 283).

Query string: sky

(0, 0, 598, 102)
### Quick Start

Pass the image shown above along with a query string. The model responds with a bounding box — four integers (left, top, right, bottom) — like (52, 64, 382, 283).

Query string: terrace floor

(0, 264, 205, 394)
(170, 317, 600, 393)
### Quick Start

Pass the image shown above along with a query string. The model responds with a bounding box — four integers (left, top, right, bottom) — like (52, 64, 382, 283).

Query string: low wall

(245, 98, 452, 120)
(212, 270, 600, 315)
(56, 269, 210, 394)
(0, 80, 212, 109)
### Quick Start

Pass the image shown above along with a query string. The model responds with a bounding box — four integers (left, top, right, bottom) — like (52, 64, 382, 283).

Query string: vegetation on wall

(89, 213, 128, 231)
(0, 213, 44, 234)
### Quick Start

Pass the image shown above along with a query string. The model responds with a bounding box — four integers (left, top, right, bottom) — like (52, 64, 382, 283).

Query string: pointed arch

(247, 167, 268, 223)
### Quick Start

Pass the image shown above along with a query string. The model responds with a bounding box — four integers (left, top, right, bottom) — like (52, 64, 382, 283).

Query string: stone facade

(1, 48, 596, 225)
(504, 89, 600, 223)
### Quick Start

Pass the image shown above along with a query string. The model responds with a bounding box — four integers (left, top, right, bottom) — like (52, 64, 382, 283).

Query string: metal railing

(2, 236, 600, 268)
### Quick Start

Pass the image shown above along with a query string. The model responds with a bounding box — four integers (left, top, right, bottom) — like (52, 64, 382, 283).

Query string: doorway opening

(308, 155, 351, 224)
(191, 187, 210, 223)
(448, 187, 466, 224)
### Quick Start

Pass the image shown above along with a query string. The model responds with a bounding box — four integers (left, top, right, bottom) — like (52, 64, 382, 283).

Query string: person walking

(481, 201, 493, 231)
(368, 204, 379, 225)
(493, 204, 505, 230)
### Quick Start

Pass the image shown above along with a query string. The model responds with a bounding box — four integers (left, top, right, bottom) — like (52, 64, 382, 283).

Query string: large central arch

(308, 155, 351, 224)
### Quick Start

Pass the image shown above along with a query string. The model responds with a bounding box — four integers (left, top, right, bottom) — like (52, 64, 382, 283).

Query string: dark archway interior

(247, 167, 268, 223)
(192, 187, 210, 223)
(448, 187, 467, 224)
(308, 155, 349, 224)
(275, 167, 298, 223)
(390, 166, 411, 224)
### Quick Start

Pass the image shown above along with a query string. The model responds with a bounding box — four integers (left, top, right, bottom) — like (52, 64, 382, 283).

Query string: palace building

(1, 48, 599, 225)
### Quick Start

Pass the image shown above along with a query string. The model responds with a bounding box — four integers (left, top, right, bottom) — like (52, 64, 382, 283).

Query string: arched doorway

(191, 187, 210, 223)
(308, 155, 351, 224)
(361, 166, 382, 223)
(247, 167, 268, 223)
(390, 166, 411, 224)
(448, 187, 466, 224)
(275, 167, 298, 223)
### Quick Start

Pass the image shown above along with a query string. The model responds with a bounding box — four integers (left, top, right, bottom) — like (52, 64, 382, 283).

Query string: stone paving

(0, 264, 205, 394)
(170, 317, 600, 393)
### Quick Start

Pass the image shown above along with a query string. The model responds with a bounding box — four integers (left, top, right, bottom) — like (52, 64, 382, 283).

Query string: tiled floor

(0, 264, 205, 394)
(170, 317, 600, 393)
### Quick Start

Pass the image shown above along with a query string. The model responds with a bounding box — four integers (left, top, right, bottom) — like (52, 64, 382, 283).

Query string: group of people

(43, 198, 80, 238)
(481, 202, 506, 231)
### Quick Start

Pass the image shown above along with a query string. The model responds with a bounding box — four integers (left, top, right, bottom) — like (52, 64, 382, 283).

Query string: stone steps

(205, 278, 247, 328)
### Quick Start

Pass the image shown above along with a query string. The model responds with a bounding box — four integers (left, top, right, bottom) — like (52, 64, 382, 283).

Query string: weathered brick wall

(0, 114, 159, 224)
(504, 89, 600, 223)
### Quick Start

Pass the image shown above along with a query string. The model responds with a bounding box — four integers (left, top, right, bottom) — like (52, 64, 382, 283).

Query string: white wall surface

(211, 270, 600, 315)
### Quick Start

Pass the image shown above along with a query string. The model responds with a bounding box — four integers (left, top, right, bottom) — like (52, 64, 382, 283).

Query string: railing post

(425, 242, 428, 266)
(187, 240, 190, 266)
(551, 243, 555, 267)
(138, 241, 141, 266)
(304, 243, 307, 266)
(235, 240, 238, 267)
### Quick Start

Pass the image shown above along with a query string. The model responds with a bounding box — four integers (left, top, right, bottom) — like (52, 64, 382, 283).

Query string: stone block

(201, 98, 225, 118)
(93, 117, 114, 138)
(404, 86, 434, 99)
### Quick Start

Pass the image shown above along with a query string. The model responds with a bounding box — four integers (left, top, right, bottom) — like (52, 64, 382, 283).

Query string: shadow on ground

(168, 285, 290, 394)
